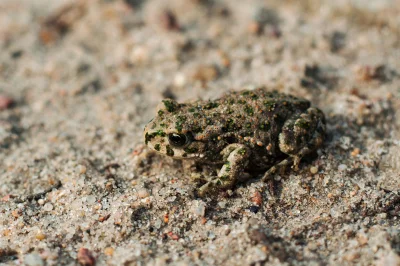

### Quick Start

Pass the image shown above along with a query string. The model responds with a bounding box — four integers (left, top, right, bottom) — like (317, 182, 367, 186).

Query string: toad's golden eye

(168, 133, 188, 147)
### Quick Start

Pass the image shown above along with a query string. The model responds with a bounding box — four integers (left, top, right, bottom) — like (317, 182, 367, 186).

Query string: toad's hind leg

(262, 107, 325, 182)
(198, 144, 250, 197)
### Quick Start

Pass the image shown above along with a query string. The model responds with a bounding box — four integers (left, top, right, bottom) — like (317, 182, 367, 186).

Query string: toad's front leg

(198, 144, 250, 197)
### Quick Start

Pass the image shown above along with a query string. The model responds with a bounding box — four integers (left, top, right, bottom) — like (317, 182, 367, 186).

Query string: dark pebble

(249, 205, 259, 213)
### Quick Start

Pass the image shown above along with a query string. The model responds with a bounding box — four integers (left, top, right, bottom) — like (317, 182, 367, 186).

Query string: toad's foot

(198, 144, 250, 197)
(190, 164, 218, 184)
(261, 156, 295, 182)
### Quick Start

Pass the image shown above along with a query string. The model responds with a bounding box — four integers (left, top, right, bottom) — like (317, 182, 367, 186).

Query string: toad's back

(182, 89, 310, 167)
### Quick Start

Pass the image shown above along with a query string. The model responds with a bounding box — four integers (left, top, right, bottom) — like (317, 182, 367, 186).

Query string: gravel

(0, 0, 399, 265)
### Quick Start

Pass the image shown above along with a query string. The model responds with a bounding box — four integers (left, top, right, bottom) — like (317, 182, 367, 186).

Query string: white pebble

(218, 201, 226, 208)
(43, 203, 53, 212)
(138, 188, 150, 198)
(207, 231, 216, 240)
(191, 200, 206, 217)
(37, 199, 45, 205)
(338, 164, 347, 171)
(86, 195, 96, 204)
(249, 246, 267, 263)
(167, 196, 176, 202)
(154, 219, 162, 229)
(174, 72, 186, 87)
(130, 46, 149, 64)
(24, 253, 44, 266)
(78, 165, 87, 174)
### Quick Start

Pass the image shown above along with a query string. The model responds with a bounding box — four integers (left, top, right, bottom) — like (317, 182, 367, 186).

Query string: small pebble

(350, 190, 358, 196)
(77, 248, 95, 266)
(357, 233, 368, 245)
(351, 148, 360, 157)
(78, 165, 87, 174)
(307, 242, 318, 251)
(1, 195, 12, 202)
(86, 195, 96, 204)
(130, 46, 149, 64)
(248, 229, 268, 244)
(24, 253, 44, 266)
(310, 166, 318, 174)
(355, 64, 386, 81)
(217, 50, 231, 68)
(344, 252, 361, 262)
(38, 199, 45, 205)
(249, 206, 259, 213)
(3, 229, 11, 236)
(193, 65, 218, 83)
(98, 214, 110, 222)
(167, 232, 179, 240)
(137, 188, 150, 198)
(12, 209, 21, 218)
(338, 164, 347, 171)
(191, 200, 206, 217)
(155, 218, 162, 229)
(159, 10, 180, 31)
(224, 228, 231, 236)
(104, 247, 114, 256)
(43, 203, 53, 212)
(251, 191, 262, 206)
(105, 182, 113, 191)
(218, 201, 226, 208)
(207, 231, 216, 240)
(36, 232, 46, 241)
(174, 73, 186, 87)
(248, 21, 262, 35)
(0, 94, 14, 110)
(378, 213, 387, 219)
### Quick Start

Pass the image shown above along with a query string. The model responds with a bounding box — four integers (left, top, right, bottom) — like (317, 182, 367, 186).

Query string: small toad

(144, 88, 326, 196)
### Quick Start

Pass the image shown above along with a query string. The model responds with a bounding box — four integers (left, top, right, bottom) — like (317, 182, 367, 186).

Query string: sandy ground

(0, 0, 400, 265)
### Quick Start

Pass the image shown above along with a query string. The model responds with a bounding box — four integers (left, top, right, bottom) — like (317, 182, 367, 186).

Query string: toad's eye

(168, 133, 188, 147)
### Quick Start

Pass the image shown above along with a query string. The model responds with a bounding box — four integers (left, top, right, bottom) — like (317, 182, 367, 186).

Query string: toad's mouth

(147, 142, 204, 160)
(174, 153, 204, 160)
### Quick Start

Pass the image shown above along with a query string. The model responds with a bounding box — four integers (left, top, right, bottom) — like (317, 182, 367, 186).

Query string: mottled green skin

(144, 88, 326, 195)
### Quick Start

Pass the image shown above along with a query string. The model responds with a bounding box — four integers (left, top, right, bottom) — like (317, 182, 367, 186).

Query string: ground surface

(0, 0, 400, 265)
